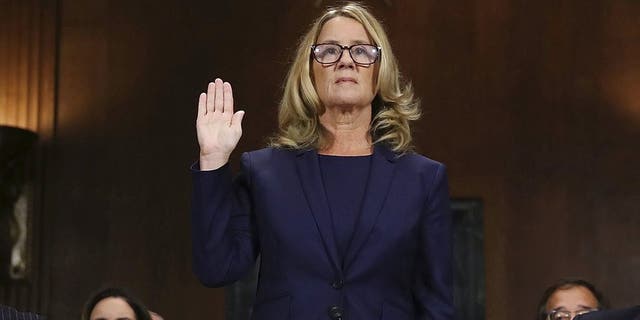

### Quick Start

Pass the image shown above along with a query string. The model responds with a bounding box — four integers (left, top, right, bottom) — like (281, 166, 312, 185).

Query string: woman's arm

(191, 78, 256, 287)
(191, 154, 259, 287)
(415, 164, 455, 320)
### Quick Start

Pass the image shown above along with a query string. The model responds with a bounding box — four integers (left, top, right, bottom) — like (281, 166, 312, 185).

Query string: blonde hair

(270, 2, 420, 154)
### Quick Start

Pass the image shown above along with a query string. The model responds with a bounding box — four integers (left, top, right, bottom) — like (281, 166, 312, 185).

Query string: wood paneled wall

(2, 0, 639, 319)
(0, 0, 56, 134)
(0, 0, 56, 314)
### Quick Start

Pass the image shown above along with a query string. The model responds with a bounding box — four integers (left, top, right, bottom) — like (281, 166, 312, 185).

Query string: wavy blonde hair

(270, 2, 420, 154)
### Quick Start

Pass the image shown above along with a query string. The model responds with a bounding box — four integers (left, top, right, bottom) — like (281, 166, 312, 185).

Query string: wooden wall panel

(0, 0, 54, 133)
(0, 0, 56, 315)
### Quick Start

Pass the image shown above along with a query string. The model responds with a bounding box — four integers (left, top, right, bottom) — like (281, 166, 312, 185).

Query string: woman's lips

(335, 77, 357, 83)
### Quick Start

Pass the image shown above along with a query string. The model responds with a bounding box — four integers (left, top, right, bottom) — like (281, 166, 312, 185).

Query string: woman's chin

(325, 96, 372, 109)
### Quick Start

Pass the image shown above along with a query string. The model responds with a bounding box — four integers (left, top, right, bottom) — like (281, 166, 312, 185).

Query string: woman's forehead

(316, 16, 370, 43)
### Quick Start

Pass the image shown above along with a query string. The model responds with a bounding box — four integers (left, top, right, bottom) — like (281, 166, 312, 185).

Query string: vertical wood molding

(0, 0, 56, 133)
(0, 0, 57, 315)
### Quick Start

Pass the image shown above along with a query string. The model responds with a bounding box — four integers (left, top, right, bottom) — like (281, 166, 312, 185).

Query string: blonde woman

(192, 3, 453, 319)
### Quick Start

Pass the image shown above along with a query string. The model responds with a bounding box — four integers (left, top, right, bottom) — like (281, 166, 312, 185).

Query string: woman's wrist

(199, 153, 230, 170)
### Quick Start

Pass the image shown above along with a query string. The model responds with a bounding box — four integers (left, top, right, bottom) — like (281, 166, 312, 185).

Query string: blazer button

(327, 305, 343, 320)
(331, 279, 344, 289)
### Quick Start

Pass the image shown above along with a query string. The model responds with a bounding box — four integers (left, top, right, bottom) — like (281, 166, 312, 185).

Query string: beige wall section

(1, 0, 638, 319)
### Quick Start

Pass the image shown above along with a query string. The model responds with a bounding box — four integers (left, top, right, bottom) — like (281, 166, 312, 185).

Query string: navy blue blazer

(191, 145, 454, 320)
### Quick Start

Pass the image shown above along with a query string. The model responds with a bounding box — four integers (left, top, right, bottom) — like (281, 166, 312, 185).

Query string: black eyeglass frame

(310, 43, 382, 66)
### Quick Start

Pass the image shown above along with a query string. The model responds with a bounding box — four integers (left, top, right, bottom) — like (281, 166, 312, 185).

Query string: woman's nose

(336, 50, 355, 68)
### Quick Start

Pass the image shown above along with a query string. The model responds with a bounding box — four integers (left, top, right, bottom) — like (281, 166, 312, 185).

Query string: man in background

(536, 279, 608, 320)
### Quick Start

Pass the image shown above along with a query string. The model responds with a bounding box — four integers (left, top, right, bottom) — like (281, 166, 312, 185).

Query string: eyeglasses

(311, 43, 381, 65)
(547, 309, 599, 320)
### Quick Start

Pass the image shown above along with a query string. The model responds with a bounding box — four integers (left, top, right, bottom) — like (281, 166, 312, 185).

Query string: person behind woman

(191, 2, 454, 319)
(536, 279, 609, 320)
(81, 287, 152, 320)
(0, 304, 43, 320)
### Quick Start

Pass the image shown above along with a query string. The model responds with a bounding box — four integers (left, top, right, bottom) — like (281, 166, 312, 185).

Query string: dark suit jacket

(0, 305, 43, 320)
(576, 306, 640, 320)
(191, 145, 454, 320)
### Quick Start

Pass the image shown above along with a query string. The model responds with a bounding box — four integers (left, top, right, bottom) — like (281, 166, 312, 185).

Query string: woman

(81, 288, 152, 320)
(192, 3, 454, 319)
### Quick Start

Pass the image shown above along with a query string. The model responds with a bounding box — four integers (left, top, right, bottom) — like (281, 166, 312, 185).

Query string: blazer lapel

(343, 145, 397, 271)
(295, 149, 343, 277)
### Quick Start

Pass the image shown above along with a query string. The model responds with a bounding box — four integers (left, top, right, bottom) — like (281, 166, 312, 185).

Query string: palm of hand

(196, 79, 245, 169)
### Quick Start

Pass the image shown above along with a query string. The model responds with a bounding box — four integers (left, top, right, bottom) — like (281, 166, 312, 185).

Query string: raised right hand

(196, 78, 245, 170)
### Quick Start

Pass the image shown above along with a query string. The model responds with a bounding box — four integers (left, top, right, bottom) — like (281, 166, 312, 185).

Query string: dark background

(1, 0, 638, 319)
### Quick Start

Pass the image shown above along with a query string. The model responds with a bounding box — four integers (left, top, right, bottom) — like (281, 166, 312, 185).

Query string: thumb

(232, 110, 245, 127)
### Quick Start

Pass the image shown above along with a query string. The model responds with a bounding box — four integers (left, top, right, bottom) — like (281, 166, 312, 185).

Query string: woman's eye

(353, 47, 366, 55)
(325, 47, 338, 55)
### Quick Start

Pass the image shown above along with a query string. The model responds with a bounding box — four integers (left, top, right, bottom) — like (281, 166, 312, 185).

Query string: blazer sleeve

(415, 164, 455, 320)
(190, 153, 259, 287)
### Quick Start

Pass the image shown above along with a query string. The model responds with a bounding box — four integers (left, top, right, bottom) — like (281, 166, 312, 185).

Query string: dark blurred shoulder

(576, 306, 640, 320)
(0, 304, 45, 320)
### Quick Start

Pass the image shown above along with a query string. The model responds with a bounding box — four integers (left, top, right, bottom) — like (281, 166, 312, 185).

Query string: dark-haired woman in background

(81, 287, 152, 320)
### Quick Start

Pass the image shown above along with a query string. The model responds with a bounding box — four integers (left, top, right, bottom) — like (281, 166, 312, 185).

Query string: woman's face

(90, 297, 137, 320)
(312, 16, 377, 110)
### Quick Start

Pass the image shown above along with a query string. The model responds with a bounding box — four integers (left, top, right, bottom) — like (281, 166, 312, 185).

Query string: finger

(231, 110, 245, 128)
(206, 82, 215, 113)
(214, 78, 224, 113)
(197, 92, 207, 117)
(223, 82, 234, 115)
